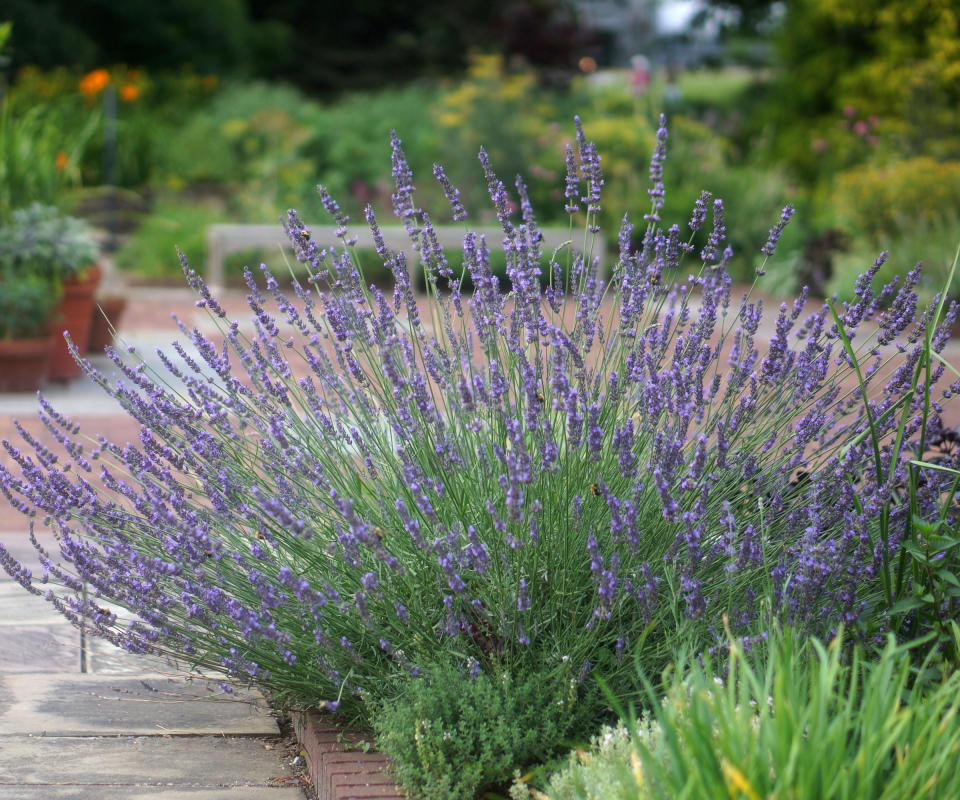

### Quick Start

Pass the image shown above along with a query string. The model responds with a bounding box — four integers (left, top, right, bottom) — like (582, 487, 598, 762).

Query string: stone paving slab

(0, 674, 278, 737)
(0, 788, 304, 799)
(0, 735, 294, 786)
(0, 626, 80, 673)
(0, 582, 71, 626)
(86, 638, 184, 677)
(0, 531, 60, 575)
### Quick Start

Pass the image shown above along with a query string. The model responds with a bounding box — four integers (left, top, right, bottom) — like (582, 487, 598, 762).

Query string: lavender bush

(1, 117, 958, 723)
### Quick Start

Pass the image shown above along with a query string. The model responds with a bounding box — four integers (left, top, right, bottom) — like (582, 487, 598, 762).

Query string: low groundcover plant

(1, 116, 958, 786)
(528, 627, 960, 800)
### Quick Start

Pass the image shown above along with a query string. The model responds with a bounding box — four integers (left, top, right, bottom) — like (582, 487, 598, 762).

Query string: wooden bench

(205, 223, 606, 291)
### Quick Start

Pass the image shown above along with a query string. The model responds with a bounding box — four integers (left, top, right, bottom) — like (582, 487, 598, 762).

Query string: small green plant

(531, 627, 960, 800)
(0, 203, 98, 284)
(374, 660, 589, 800)
(0, 274, 58, 340)
(511, 722, 652, 800)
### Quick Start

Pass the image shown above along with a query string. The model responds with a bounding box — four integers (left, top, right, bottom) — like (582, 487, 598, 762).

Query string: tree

(0, 0, 586, 94)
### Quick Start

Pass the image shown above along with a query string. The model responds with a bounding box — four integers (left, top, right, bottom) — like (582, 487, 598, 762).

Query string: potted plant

(0, 204, 101, 380)
(0, 274, 57, 391)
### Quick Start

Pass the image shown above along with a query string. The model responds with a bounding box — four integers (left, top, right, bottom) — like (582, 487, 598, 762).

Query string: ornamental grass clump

(1, 117, 958, 725)
(528, 627, 960, 800)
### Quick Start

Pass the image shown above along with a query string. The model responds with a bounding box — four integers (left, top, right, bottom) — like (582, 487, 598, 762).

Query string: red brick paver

(292, 711, 407, 800)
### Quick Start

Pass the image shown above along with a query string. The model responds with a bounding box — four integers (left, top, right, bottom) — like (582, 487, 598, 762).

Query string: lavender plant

(1, 117, 958, 724)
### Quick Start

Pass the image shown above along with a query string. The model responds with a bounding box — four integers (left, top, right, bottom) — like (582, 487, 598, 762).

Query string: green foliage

(374, 661, 589, 800)
(898, 344, 960, 666)
(829, 216, 960, 307)
(114, 199, 228, 281)
(2, 65, 221, 194)
(0, 274, 58, 339)
(0, 88, 99, 218)
(3, 57, 797, 287)
(828, 158, 960, 244)
(5, 0, 259, 75)
(4, 0, 529, 94)
(824, 159, 960, 305)
(530, 629, 960, 800)
(512, 723, 650, 800)
(156, 81, 320, 207)
(308, 82, 439, 207)
(764, 0, 960, 178)
(0, 203, 98, 283)
(672, 67, 761, 113)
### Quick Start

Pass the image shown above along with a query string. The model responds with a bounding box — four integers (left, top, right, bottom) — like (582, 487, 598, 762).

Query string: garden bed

(2, 115, 960, 800)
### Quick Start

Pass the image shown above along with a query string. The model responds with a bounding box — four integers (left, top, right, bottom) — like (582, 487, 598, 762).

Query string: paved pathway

(0, 528, 307, 798)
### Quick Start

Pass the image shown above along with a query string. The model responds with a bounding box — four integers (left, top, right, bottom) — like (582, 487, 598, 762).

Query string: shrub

(527, 628, 960, 800)
(114, 199, 229, 281)
(1, 118, 957, 741)
(375, 659, 589, 800)
(828, 158, 960, 246)
(512, 722, 646, 800)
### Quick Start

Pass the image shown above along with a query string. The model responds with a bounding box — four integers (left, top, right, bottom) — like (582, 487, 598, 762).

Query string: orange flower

(119, 83, 139, 102)
(55, 151, 69, 172)
(79, 68, 110, 96)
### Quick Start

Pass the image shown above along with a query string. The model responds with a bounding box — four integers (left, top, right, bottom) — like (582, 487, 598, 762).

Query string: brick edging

(291, 709, 408, 800)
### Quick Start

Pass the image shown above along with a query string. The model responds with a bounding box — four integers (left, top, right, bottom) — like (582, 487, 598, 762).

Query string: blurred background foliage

(0, 0, 957, 298)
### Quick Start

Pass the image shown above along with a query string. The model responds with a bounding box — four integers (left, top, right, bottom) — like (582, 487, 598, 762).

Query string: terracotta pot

(48, 264, 102, 381)
(0, 336, 54, 392)
(88, 295, 128, 354)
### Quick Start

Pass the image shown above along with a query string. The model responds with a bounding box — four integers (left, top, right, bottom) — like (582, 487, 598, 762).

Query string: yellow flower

(119, 83, 139, 102)
(721, 758, 761, 800)
(436, 111, 465, 129)
(78, 68, 110, 96)
(54, 151, 69, 172)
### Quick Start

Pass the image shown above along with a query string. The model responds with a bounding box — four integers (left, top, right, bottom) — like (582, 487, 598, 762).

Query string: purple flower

(645, 114, 668, 222)
(761, 204, 795, 257)
(433, 163, 467, 222)
(0, 114, 953, 724)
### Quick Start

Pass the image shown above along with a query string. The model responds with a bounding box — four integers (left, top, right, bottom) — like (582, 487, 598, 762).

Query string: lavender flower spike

(761, 203, 796, 257)
(645, 114, 668, 222)
(0, 114, 956, 738)
(433, 163, 467, 222)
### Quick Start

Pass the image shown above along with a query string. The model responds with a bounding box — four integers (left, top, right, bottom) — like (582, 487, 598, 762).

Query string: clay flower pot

(48, 263, 102, 381)
(0, 336, 54, 392)
(88, 294, 128, 354)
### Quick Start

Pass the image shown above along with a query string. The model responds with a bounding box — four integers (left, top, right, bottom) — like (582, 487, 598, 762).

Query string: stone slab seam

(291, 710, 407, 800)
